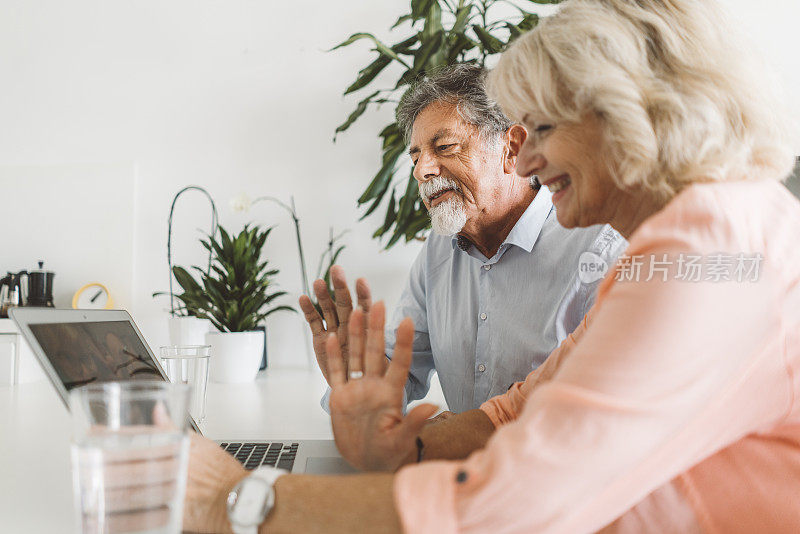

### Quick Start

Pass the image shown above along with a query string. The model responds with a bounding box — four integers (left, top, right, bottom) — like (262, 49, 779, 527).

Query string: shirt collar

(450, 186, 553, 254)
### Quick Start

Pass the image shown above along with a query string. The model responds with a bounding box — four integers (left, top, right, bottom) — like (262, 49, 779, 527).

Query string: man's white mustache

(419, 176, 462, 203)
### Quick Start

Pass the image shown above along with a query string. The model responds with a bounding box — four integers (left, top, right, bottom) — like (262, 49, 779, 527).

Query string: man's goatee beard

(429, 197, 467, 236)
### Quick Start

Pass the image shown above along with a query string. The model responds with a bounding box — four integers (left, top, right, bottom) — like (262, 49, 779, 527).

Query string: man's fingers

(331, 266, 354, 309)
(347, 309, 365, 378)
(326, 333, 346, 387)
(313, 279, 339, 330)
(299, 295, 326, 337)
(330, 266, 354, 347)
(385, 317, 414, 387)
(355, 278, 372, 311)
(402, 403, 439, 441)
(364, 302, 386, 377)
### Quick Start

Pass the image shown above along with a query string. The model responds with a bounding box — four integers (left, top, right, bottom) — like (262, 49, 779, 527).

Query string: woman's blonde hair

(488, 0, 796, 198)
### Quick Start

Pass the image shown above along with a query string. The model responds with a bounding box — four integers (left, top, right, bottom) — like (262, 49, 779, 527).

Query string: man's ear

(503, 124, 528, 174)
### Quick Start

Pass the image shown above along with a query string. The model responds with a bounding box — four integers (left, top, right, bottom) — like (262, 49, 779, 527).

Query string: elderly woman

(182, 0, 800, 532)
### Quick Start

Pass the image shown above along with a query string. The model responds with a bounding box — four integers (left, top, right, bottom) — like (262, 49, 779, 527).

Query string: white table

(0, 369, 334, 533)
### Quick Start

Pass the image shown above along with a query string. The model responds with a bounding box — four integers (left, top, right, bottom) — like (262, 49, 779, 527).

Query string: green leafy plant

(333, 0, 558, 248)
(159, 225, 295, 333)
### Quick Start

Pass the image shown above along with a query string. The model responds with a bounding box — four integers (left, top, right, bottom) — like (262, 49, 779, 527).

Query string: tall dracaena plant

(332, 0, 559, 248)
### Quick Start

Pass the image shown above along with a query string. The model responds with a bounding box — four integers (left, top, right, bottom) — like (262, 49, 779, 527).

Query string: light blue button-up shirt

(384, 187, 626, 413)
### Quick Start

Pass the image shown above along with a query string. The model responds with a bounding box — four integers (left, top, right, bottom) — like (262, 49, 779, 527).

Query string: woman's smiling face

(516, 113, 618, 229)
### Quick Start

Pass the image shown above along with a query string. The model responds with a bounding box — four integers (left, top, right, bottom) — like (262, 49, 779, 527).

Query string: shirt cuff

(479, 382, 524, 427)
(320, 387, 331, 414)
(479, 400, 503, 428)
(394, 461, 461, 534)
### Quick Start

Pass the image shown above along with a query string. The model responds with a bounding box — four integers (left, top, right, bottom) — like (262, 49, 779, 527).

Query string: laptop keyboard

(219, 442, 298, 471)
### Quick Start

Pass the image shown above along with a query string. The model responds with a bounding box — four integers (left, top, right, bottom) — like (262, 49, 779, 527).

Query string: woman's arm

(264, 474, 400, 534)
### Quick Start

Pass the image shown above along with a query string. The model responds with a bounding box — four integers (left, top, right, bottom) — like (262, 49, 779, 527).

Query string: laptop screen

(28, 320, 164, 391)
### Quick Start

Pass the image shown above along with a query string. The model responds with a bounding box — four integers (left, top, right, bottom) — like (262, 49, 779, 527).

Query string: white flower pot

(168, 317, 211, 346)
(206, 330, 264, 383)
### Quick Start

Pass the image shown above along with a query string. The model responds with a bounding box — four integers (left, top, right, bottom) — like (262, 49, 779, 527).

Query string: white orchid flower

(230, 193, 252, 213)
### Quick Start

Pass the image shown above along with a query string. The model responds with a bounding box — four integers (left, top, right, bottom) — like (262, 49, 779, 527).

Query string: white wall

(0, 0, 421, 368)
(1, 0, 799, 368)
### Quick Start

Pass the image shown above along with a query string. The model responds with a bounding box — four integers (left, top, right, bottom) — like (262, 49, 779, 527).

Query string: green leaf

(330, 245, 346, 265)
(422, 1, 442, 40)
(263, 305, 297, 317)
(452, 5, 474, 34)
(391, 35, 419, 55)
(172, 266, 202, 294)
(395, 68, 421, 89)
(344, 55, 392, 95)
(361, 192, 386, 219)
(358, 142, 407, 204)
(446, 33, 477, 63)
(330, 32, 408, 67)
(411, 0, 436, 20)
(506, 22, 523, 41)
(386, 216, 412, 248)
(379, 121, 404, 150)
(379, 123, 398, 138)
(404, 212, 430, 240)
(391, 14, 413, 29)
(472, 25, 505, 54)
(373, 189, 398, 238)
(518, 12, 540, 31)
(397, 170, 421, 221)
(334, 90, 381, 138)
(412, 30, 445, 73)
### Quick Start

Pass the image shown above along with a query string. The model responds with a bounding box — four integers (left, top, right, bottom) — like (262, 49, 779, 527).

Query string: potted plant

(170, 224, 295, 382)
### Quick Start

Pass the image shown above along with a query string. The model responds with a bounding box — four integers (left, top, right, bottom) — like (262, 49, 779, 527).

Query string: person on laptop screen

(300, 64, 624, 415)
(180, 0, 800, 531)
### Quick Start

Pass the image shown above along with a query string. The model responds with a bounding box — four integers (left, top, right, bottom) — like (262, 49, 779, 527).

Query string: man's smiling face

(408, 101, 508, 236)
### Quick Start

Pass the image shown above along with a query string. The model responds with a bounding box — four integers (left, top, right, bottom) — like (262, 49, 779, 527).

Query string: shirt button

(480, 312, 487, 321)
(483, 264, 491, 271)
(478, 364, 486, 372)
(456, 470, 468, 484)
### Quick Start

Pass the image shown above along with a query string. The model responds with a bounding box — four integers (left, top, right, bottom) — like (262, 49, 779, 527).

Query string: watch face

(228, 477, 271, 529)
(227, 467, 286, 533)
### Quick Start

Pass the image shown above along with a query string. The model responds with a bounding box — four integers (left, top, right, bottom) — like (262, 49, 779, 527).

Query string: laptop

(9, 307, 355, 475)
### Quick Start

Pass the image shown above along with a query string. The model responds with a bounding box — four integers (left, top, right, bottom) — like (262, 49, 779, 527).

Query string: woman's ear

(503, 124, 528, 174)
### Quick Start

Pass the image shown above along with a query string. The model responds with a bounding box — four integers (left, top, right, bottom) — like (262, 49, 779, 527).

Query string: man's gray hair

(396, 63, 513, 143)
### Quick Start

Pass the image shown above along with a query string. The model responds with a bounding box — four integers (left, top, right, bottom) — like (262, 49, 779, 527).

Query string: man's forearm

(401, 408, 496, 466)
(262, 473, 401, 534)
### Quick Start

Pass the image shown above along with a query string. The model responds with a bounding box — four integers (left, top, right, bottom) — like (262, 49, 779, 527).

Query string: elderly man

(300, 64, 624, 413)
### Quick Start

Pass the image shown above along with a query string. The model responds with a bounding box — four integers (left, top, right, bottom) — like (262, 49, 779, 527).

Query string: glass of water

(70, 381, 190, 534)
(159, 345, 210, 425)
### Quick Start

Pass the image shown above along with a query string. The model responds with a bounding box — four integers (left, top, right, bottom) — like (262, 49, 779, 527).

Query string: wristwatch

(227, 466, 287, 534)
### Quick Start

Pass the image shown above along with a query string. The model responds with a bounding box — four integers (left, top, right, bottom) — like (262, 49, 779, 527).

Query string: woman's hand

(328, 302, 438, 472)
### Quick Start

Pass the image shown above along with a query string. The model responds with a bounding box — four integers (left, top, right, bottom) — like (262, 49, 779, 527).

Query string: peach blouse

(394, 180, 800, 533)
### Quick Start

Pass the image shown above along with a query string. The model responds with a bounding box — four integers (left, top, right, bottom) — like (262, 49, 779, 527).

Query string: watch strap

(228, 466, 287, 534)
